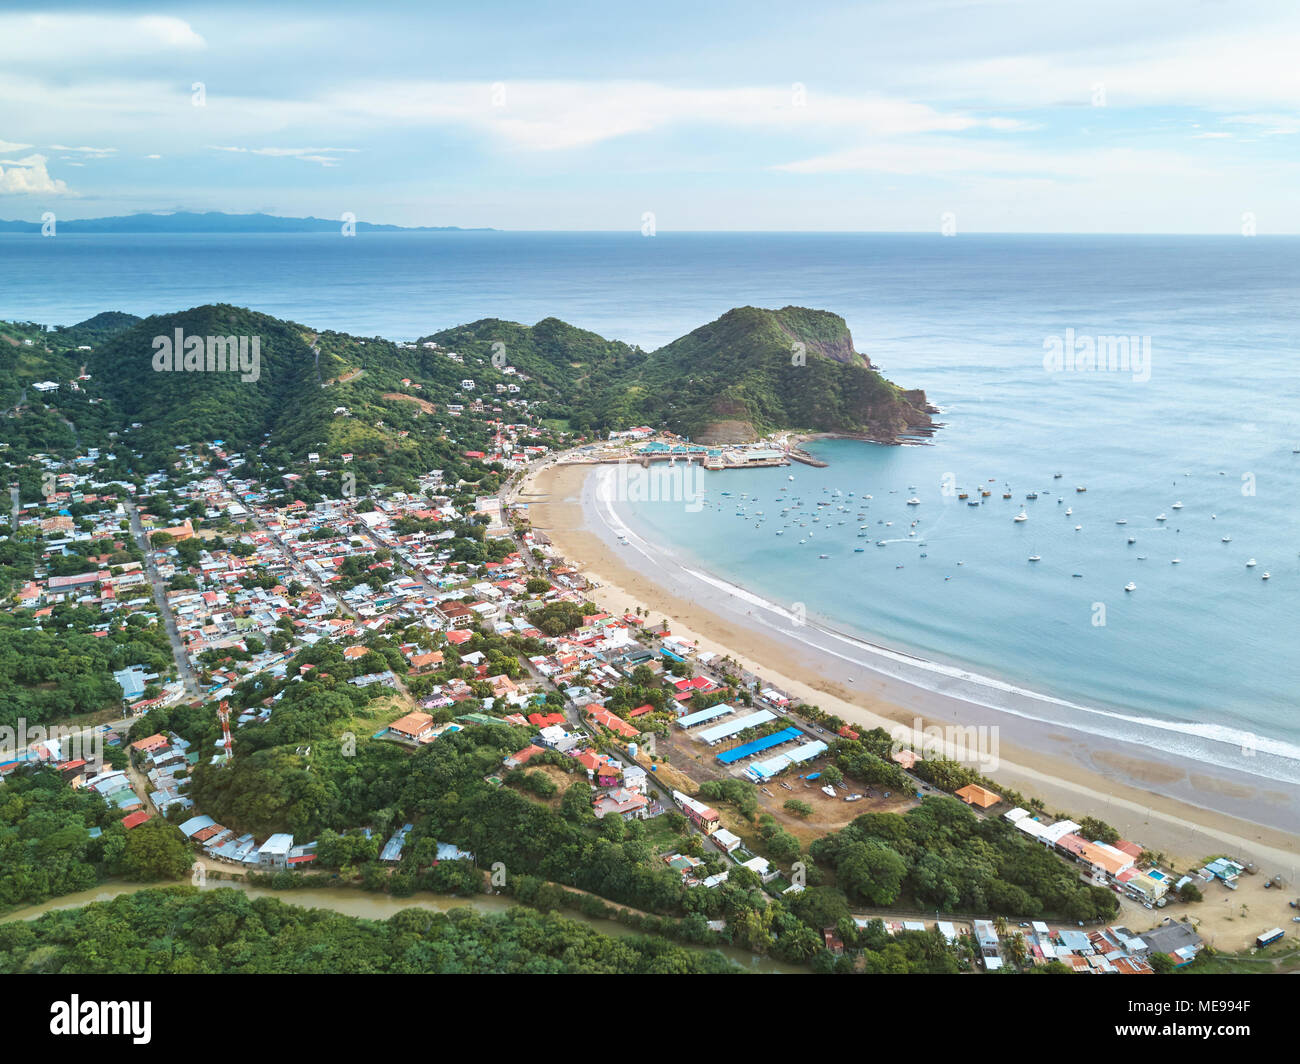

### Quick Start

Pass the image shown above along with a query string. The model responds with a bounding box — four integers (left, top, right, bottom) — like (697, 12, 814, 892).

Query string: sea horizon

(4, 230, 1297, 775)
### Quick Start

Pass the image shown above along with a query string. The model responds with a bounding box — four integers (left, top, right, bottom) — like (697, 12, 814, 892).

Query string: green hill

(2, 302, 934, 468)
(632, 305, 933, 443)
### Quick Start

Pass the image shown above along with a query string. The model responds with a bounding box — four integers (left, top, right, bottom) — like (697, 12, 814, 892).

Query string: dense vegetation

(0, 887, 737, 974)
(2, 302, 932, 472)
(0, 609, 173, 726)
(0, 769, 191, 909)
(810, 797, 1119, 922)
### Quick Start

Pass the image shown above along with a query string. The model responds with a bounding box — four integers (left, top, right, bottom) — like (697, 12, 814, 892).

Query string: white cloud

(49, 144, 117, 156)
(913, 29, 1300, 111)
(1222, 113, 1300, 136)
(209, 145, 361, 167)
(775, 139, 1224, 183)
(0, 154, 69, 195)
(0, 14, 204, 63)
(313, 81, 1029, 151)
(0, 138, 33, 153)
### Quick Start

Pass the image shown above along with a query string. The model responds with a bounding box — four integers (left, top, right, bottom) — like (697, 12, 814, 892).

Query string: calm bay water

(2, 230, 1297, 762)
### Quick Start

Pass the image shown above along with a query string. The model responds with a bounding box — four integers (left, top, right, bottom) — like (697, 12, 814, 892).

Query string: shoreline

(523, 460, 1300, 878)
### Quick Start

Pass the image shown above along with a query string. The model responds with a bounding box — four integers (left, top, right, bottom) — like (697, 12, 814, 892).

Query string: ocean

(3, 230, 1298, 777)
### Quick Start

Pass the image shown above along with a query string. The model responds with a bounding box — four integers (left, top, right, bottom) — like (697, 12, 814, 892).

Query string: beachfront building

(954, 783, 1001, 809)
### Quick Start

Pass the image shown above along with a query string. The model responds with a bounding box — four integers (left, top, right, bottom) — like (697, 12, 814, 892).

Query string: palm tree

(1006, 932, 1028, 967)
(993, 915, 1009, 938)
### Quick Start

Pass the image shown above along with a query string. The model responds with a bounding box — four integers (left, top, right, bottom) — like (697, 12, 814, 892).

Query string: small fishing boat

(1072, 573, 1083, 578)
(1002, 491, 1012, 499)
(958, 491, 969, 500)
(1262, 571, 1270, 580)
(907, 497, 920, 505)
(1171, 501, 1183, 509)
(1014, 510, 1028, 522)
(1171, 558, 1181, 564)
(1246, 558, 1257, 567)
(1124, 582, 1136, 592)
(1116, 519, 1127, 525)
(1028, 554, 1041, 562)
(1025, 492, 1038, 500)
(1222, 535, 1231, 542)
(1127, 536, 1136, 543)
(1076, 486, 1086, 493)
(854, 547, 864, 553)
(1155, 513, 1167, 521)
(1075, 525, 1082, 531)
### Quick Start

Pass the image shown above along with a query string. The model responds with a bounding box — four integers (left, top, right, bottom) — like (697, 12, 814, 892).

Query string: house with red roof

(586, 706, 638, 739)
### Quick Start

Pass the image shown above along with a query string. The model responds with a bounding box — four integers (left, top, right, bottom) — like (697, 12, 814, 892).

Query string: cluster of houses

(11, 458, 191, 713)
(129, 731, 199, 813)
(503, 717, 660, 822)
(973, 916, 1203, 973)
(1004, 807, 1175, 906)
(179, 814, 317, 870)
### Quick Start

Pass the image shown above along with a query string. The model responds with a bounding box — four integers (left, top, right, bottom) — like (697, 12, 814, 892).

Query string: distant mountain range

(0, 211, 494, 234)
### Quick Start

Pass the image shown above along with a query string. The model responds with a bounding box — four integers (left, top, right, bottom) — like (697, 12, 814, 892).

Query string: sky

(2, 1, 1299, 232)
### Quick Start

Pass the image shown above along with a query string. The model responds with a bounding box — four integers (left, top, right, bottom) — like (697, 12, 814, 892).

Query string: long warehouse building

(745, 739, 829, 781)
(696, 710, 776, 745)
(716, 726, 804, 765)
(676, 703, 737, 730)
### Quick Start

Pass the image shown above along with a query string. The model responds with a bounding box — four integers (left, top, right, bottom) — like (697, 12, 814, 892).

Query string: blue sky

(2, 1, 1299, 231)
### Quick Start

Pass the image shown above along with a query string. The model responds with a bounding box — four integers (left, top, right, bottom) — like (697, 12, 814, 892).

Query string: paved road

(124, 498, 201, 698)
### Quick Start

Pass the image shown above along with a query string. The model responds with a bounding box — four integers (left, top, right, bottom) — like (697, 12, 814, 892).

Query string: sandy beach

(520, 459, 1299, 947)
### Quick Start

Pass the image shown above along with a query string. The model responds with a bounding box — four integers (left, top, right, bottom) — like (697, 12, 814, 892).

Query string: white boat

(906, 497, 920, 505)
(1116, 519, 1127, 525)
(1014, 510, 1028, 522)
(1155, 513, 1167, 521)
(1124, 582, 1136, 592)
(1065, 507, 1072, 515)
(1222, 535, 1231, 542)
(821, 784, 837, 797)
(1074, 525, 1082, 530)
(1246, 558, 1257, 567)
(1262, 571, 1270, 580)
(1171, 558, 1181, 564)
(1127, 536, 1136, 544)
(819, 553, 829, 559)
(1172, 501, 1183, 509)
(1028, 554, 1041, 562)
